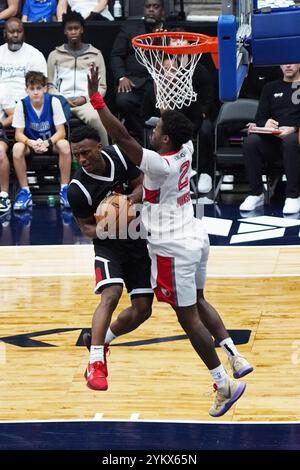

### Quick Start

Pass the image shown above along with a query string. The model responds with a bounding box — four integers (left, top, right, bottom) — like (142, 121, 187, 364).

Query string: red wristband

(90, 92, 106, 110)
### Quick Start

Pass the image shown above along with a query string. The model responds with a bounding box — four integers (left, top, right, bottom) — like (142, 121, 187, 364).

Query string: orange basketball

(95, 194, 136, 235)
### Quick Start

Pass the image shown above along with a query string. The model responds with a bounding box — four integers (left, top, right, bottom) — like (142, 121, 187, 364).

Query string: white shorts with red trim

(148, 234, 210, 307)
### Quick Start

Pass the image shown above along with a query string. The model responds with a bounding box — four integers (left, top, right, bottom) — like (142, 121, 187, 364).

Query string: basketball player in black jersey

(68, 125, 153, 391)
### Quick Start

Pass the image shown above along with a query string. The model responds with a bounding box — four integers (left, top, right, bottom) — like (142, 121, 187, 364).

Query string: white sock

(22, 187, 30, 192)
(219, 337, 239, 358)
(61, 183, 68, 189)
(209, 364, 229, 389)
(90, 345, 104, 364)
(0, 191, 8, 198)
(105, 327, 117, 344)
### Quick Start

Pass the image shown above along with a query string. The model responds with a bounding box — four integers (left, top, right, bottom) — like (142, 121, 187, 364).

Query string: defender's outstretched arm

(88, 65, 143, 166)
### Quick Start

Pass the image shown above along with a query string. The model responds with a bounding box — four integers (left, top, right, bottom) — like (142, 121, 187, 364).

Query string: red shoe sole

(86, 382, 108, 391)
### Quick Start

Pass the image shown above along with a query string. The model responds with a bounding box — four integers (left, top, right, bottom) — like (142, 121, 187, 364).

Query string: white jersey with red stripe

(139, 140, 206, 244)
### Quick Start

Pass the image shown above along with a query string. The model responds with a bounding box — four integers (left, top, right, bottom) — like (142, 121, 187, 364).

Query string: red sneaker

(104, 343, 110, 376)
(83, 333, 109, 377)
(86, 361, 108, 391)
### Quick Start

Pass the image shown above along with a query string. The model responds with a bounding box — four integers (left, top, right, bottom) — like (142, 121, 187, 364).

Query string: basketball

(95, 193, 136, 235)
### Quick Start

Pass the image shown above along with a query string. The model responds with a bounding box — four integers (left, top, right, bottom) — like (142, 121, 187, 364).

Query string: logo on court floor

(0, 328, 251, 348)
(203, 215, 300, 245)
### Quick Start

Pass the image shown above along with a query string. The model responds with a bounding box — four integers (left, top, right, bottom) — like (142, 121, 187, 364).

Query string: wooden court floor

(1, 245, 300, 422)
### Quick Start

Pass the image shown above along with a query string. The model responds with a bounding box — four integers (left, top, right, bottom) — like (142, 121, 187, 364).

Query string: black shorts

(0, 128, 14, 153)
(94, 238, 153, 298)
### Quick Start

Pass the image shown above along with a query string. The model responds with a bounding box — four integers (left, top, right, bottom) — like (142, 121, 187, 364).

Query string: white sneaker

(209, 378, 246, 417)
(239, 194, 264, 211)
(221, 174, 234, 191)
(229, 355, 254, 379)
(197, 173, 212, 193)
(283, 197, 300, 214)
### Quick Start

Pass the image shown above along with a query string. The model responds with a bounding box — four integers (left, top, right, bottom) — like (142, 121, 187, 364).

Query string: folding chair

(214, 98, 284, 202)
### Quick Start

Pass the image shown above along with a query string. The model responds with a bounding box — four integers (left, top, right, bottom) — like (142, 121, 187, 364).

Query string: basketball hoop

(132, 31, 218, 110)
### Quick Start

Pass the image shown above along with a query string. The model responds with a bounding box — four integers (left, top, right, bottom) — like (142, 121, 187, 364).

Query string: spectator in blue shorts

(12, 71, 71, 210)
(22, 0, 57, 23)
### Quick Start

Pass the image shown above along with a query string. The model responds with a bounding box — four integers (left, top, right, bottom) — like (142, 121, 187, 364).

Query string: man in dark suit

(110, 0, 165, 143)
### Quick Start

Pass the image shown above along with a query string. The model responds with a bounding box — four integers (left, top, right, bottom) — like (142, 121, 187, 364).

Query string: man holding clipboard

(240, 64, 300, 214)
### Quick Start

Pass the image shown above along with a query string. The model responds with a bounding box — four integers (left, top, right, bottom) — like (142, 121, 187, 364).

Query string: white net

(133, 33, 203, 110)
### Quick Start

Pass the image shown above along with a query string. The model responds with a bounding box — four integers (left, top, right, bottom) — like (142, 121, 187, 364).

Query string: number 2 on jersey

(178, 161, 190, 191)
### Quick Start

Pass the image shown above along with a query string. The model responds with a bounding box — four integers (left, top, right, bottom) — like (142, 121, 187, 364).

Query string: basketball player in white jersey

(88, 66, 253, 417)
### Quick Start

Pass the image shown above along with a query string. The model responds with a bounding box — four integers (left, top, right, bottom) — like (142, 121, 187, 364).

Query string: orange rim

(132, 31, 218, 56)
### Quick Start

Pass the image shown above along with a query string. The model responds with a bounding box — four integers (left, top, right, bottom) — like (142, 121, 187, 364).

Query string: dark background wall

(0, 20, 217, 108)
(122, 0, 175, 18)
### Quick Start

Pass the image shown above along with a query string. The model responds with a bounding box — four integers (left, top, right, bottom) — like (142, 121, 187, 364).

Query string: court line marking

(1, 243, 299, 249)
(1, 273, 300, 279)
(0, 273, 94, 278)
(0, 418, 299, 425)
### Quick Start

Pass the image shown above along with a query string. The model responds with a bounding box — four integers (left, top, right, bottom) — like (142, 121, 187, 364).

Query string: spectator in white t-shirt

(57, 0, 114, 21)
(0, 17, 47, 102)
(0, 83, 15, 213)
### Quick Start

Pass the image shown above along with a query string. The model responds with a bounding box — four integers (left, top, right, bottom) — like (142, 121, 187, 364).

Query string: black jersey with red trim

(67, 144, 140, 244)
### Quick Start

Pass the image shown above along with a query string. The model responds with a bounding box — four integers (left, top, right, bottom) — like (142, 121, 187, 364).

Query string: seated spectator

(22, 0, 57, 23)
(0, 17, 47, 102)
(47, 10, 109, 145)
(240, 64, 282, 100)
(220, 65, 284, 193)
(0, 0, 18, 24)
(110, 0, 166, 143)
(240, 64, 300, 215)
(142, 43, 215, 194)
(57, 0, 113, 21)
(12, 71, 71, 210)
(0, 83, 15, 213)
(213, 64, 281, 193)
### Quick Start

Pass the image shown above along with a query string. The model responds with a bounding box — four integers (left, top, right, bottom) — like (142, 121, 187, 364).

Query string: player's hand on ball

(94, 194, 136, 238)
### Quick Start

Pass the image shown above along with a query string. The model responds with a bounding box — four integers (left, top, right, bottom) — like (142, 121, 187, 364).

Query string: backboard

(218, 0, 252, 102)
(218, 0, 300, 101)
(251, 0, 300, 66)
